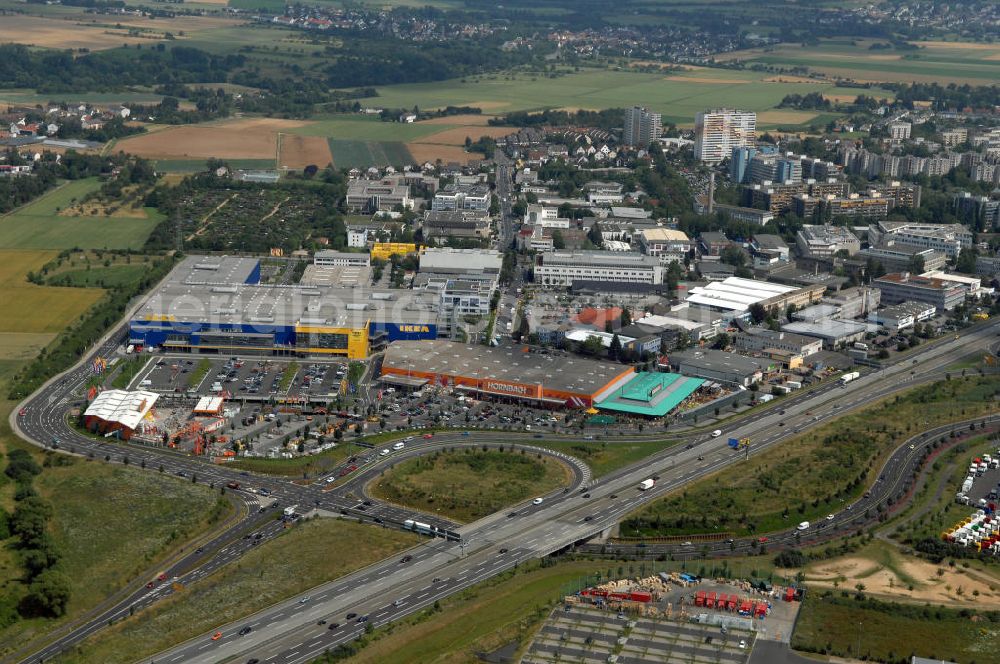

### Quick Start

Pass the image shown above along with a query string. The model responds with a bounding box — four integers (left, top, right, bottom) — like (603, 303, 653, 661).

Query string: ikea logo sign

(399, 325, 430, 333)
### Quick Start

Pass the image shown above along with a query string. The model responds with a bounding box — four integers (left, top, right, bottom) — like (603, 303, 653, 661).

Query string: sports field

(718, 38, 1000, 86)
(0, 179, 159, 250)
(354, 67, 892, 127)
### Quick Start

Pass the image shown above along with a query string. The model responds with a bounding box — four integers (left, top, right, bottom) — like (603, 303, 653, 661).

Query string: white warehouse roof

(686, 277, 797, 313)
(84, 389, 158, 431)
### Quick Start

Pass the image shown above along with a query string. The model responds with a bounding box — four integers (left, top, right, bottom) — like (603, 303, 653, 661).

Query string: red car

(18, 408, 26, 417)
(157, 573, 168, 581)
(758, 536, 768, 543)
(146, 582, 154, 588)
(422, 433, 433, 439)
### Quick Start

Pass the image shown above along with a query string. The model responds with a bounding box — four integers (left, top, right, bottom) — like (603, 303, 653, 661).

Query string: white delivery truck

(638, 479, 655, 491)
(840, 371, 860, 385)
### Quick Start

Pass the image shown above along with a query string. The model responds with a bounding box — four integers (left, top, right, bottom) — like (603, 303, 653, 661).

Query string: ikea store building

(128, 256, 439, 359)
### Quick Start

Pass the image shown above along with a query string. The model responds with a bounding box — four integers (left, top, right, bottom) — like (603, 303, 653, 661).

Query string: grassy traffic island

(620, 374, 1000, 539)
(369, 448, 571, 523)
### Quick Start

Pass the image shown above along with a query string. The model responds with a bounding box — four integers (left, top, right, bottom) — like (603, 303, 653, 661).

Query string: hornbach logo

(485, 381, 528, 395)
(399, 325, 430, 333)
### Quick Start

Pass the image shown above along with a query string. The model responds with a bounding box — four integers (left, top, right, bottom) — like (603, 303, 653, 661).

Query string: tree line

(1, 449, 71, 625)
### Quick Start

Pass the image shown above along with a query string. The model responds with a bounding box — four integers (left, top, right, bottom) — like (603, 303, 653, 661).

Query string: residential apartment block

(623, 106, 663, 147)
(694, 109, 756, 163)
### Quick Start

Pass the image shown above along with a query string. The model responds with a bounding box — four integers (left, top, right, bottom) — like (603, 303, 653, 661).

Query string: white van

(711, 430, 722, 438)
(392, 442, 405, 451)
(797, 521, 810, 531)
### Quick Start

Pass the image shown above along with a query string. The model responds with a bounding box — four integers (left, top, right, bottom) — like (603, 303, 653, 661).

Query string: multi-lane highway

(10, 316, 1000, 663)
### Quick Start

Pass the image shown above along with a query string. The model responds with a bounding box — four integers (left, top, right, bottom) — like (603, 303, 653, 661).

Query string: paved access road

(144, 324, 1000, 664)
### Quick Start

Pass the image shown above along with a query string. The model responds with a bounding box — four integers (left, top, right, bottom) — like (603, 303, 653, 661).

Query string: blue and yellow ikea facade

(128, 256, 438, 360)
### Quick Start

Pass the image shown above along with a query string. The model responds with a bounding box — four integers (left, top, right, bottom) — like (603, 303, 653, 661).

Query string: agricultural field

(717, 38, 1000, 86)
(151, 158, 276, 173)
(0, 250, 102, 361)
(277, 133, 333, 169)
(0, 11, 243, 51)
(327, 139, 414, 169)
(369, 449, 571, 523)
(621, 375, 1000, 539)
(355, 67, 892, 127)
(115, 118, 302, 162)
(57, 519, 419, 664)
(0, 179, 160, 251)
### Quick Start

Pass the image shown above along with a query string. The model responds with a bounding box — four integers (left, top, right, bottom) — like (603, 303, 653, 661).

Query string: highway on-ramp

(8, 316, 999, 663)
(144, 324, 1000, 664)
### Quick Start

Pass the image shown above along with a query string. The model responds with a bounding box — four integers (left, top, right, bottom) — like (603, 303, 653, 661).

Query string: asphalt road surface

(10, 319, 1000, 663)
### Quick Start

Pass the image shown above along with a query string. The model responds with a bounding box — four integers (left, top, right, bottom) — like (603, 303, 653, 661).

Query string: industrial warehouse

(128, 256, 441, 359)
(380, 340, 637, 408)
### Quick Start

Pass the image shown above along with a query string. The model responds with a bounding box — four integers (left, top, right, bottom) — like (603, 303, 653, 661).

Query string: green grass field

(792, 591, 1000, 663)
(0, 89, 167, 106)
(59, 518, 419, 664)
(0, 179, 159, 250)
(294, 116, 445, 141)
(370, 449, 570, 523)
(537, 438, 679, 478)
(0, 446, 231, 658)
(622, 375, 1000, 538)
(44, 263, 152, 289)
(723, 38, 1000, 86)
(355, 67, 893, 126)
(327, 139, 415, 169)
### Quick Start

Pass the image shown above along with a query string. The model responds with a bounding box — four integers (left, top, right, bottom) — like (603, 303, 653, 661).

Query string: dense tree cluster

(778, 92, 833, 110)
(0, 150, 147, 215)
(0, 44, 245, 93)
(889, 82, 1000, 111)
(0, 449, 71, 625)
(321, 38, 536, 88)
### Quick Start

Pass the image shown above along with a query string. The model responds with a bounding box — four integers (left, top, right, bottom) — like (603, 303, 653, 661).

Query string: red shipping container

(727, 595, 737, 610)
(695, 591, 706, 607)
(609, 592, 629, 601)
(784, 588, 795, 602)
(754, 602, 767, 617)
(739, 600, 752, 615)
(629, 591, 652, 603)
(706, 592, 717, 608)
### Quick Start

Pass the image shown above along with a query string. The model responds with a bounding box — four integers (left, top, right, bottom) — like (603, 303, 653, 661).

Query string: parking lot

(370, 384, 571, 435)
(523, 604, 754, 664)
(129, 355, 348, 402)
